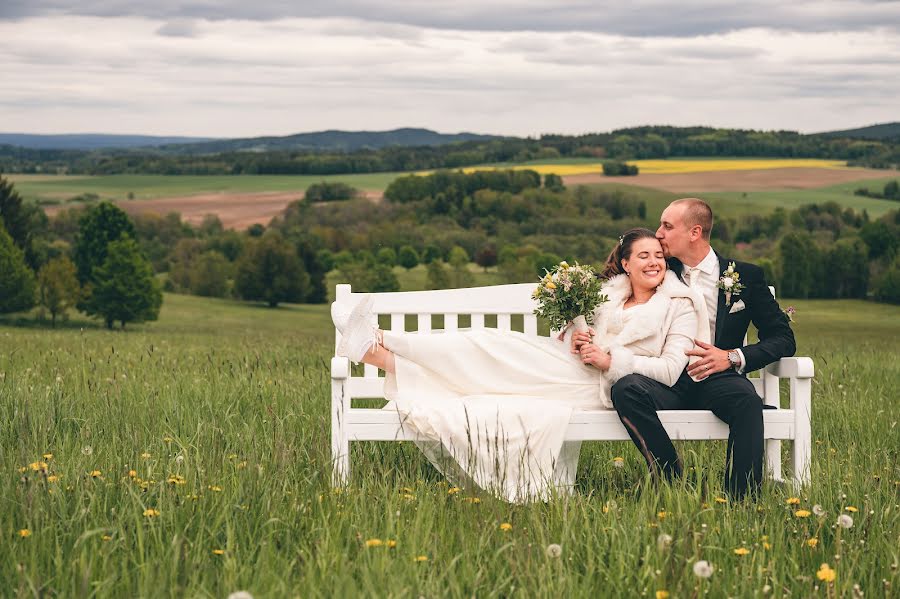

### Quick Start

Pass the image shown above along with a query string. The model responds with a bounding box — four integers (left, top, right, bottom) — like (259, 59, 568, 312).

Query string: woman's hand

(570, 328, 595, 353)
(579, 342, 611, 371)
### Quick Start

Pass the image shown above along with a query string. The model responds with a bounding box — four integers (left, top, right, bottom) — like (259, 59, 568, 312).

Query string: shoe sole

(336, 294, 375, 361)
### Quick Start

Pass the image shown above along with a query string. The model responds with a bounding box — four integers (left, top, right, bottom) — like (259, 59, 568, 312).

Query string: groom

(610, 198, 796, 498)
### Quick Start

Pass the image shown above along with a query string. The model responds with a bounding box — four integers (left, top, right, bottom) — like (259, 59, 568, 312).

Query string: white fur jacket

(589, 271, 710, 405)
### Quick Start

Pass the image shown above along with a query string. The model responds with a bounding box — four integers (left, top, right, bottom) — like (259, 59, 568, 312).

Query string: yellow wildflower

(464, 497, 481, 504)
(19, 529, 31, 538)
(763, 542, 772, 550)
(387, 540, 397, 548)
(807, 538, 819, 548)
(499, 522, 513, 532)
(795, 510, 811, 518)
(816, 563, 836, 583)
(128, 470, 137, 478)
(143, 508, 160, 518)
(786, 497, 801, 505)
(844, 506, 858, 513)
(47, 475, 59, 483)
(166, 474, 186, 485)
(715, 497, 728, 504)
(402, 494, 416, 500)
(365, 539, 383, 548)
(163, 436, 173, 443)
(414, 555, 428, 562)
(29, 461, 49, 473)
(734, 547, 750, 556)
(141, 452, 151, 459)
(42, 453, 53, 460)
(656, 591, 670, 599)
(212, 549, 225, 555)
(90, 470, 102, 478)
(448, 487, 461, 495)
(209, 485, 223, 492)
(102, 535, 112, 542)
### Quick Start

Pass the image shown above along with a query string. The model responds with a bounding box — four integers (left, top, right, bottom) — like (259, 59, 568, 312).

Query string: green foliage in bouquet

(532, 261, 608, 331)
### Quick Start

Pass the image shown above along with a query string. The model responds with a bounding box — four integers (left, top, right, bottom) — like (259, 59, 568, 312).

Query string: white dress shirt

(682, 247, 746, 372)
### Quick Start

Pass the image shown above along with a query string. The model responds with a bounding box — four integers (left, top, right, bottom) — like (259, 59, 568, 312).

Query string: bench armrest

(765, 356, 814, 379)
(331, 356, 351, 380)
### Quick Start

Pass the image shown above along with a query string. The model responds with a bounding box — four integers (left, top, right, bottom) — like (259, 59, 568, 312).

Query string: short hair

(672, 198, 713, 240)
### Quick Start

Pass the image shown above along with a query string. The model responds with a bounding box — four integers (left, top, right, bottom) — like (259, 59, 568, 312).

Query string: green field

(2, 292, 898, 597)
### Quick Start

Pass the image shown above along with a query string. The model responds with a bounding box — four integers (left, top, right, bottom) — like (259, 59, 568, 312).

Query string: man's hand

(570, 328, 595, 354)
(580, 342, 611, 371)
(685, 339, 731, 380)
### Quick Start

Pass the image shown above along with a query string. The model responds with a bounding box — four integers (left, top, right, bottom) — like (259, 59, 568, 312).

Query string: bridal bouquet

(532, 261, 608, 332)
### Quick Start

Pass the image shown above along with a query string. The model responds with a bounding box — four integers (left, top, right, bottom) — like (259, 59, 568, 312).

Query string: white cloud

(0, 15, 897, 136)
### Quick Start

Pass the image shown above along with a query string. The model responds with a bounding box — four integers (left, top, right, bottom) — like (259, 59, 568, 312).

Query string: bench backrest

(334, 283, 779, 403)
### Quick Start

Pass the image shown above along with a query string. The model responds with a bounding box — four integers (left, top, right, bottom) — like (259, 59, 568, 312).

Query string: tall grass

(2, 296, 898, 597)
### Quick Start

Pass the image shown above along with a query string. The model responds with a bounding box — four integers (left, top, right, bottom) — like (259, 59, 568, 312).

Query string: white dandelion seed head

(693, 560, 714, 578)
(175, 455, 185, 465)
(227, 592, 254, 599)
(657, 533, 673, 551)
(838, 514, 854, 529)
(81, 446, 93, 456)
(762, 584, 772, 594)
(546, 543, 562, 558)
(813, 505, 826, 516)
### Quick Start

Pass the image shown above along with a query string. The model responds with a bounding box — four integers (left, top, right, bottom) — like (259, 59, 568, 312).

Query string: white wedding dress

(380, 310, 642, 503)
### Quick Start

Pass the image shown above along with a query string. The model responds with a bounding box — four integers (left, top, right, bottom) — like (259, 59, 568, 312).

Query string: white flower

(657, 533, 673, 551)
(693, 560, 714, 578)
(722, 276, 734, 289)
(175, 455, 185, 465)
(813, 505, 826, 516)
(838, 514, 854, 529)
(227, 593, 254, 599)
(545, 543, 562, 558)
(82, 446, 93, 456)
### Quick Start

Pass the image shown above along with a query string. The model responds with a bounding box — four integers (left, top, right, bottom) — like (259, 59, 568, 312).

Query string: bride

(331, 228, 709, 502)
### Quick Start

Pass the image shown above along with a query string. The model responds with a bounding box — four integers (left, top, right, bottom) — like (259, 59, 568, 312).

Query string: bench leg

(332, 377, 350, 487)
(790, 377, 812, 489)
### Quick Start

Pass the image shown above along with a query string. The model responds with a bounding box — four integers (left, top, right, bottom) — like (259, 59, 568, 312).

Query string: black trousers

(610, 370, 764, 499)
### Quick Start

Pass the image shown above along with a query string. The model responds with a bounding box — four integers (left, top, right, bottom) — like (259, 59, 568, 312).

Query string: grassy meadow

(2, 291, 899, 597)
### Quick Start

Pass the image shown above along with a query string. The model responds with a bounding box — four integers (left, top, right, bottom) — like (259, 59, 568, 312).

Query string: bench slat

(497, 313, 511, 331)
(471, 314, 485, 329)
(444, 313, 458, 331)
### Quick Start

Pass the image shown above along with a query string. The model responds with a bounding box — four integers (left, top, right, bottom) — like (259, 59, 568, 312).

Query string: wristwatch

(727, 350, 741, 370)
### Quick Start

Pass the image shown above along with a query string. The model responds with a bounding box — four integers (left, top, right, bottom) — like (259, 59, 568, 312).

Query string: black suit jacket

(668, 254, 796, 373)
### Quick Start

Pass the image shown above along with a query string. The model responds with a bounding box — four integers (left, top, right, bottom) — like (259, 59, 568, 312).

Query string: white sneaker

(333, 295, 378, 362)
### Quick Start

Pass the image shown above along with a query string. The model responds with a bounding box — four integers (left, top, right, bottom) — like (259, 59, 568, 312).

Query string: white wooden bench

(331, 283, 814, 490)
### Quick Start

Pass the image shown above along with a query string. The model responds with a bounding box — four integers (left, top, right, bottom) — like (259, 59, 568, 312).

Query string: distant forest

(2, 125, 898, 175)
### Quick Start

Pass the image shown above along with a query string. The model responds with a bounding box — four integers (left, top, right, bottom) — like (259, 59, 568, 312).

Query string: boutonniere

(716, 262, 745, 306)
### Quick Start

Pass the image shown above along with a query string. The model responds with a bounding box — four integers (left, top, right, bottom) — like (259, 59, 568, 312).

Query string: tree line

(2, 126, 898, 176)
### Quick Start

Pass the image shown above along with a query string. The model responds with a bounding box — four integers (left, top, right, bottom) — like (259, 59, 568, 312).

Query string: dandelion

(42, 453, 53, 460)
(795, 510, 812, 518)
(209, 485, 223, 492)
(734, 547, 750, 556)
(807, 538, 819, 548)
(212, 549, 225, 555)
(163, 436, 173, 443)
(128, 470, 137, 478)
(227, 592, 254, 599)
(499, 522, 513, 532)
(546, 543, 562, 558)
(82, 446, 93, 456)
(657, 510, 668, 520)
(18, 529, 31, 538)
(402, 494, 416, 500)
(90, 470, 102, 478)
(448, 487, 461, 495)
(612, 457, 624, 468)
(102, 535, 112, 542)
(763, 541, 772, 550)
(657, 534, 673, 551)
(715, 497, 728, 504)
(838, 514, 854, 529)
(656, 591, 670, 599)
(464, 497, 481, 504)
(166, 474, 186, 485)
(29, 461, 49, 473)
(786, 497, 801, 505)
(414, 555, 428, 562)
(365, 539, 383, 548)
(844, 506, 858, 513)
(386, 540, 397, 548)
(817, 563, 836, 583)
(143, 508, 160, 518)
(693, 560, 714, 578)
(813, 505, 826, 516)
(47, 475, 59, 483)
(141, 452, 151, 459)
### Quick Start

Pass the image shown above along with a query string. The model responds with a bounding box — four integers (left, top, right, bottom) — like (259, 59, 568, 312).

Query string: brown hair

(671, 197, 713, 240)
(601, 228, 660, 279)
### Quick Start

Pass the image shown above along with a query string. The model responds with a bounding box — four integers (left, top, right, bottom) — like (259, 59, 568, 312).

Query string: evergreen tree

(89, 236, 163, 329)
(0, 217, 36, 313)
(235, 232, 309, 307)
(37, 255, 80, 326)
(0, 174, 44, 269)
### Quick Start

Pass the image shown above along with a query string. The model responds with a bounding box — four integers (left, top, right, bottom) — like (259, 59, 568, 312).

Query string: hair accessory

(618, 235, 625, 247)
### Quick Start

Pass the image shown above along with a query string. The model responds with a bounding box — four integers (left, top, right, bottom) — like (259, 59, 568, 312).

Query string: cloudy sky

(1, 1, 898, 137)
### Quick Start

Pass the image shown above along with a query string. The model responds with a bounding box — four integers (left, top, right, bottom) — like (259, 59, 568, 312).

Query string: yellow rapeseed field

(450, 158, 851, 176)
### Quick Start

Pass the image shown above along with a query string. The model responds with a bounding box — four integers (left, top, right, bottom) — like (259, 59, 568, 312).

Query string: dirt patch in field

(43, 189, 385, 230)
(563, 167, 891, 193)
